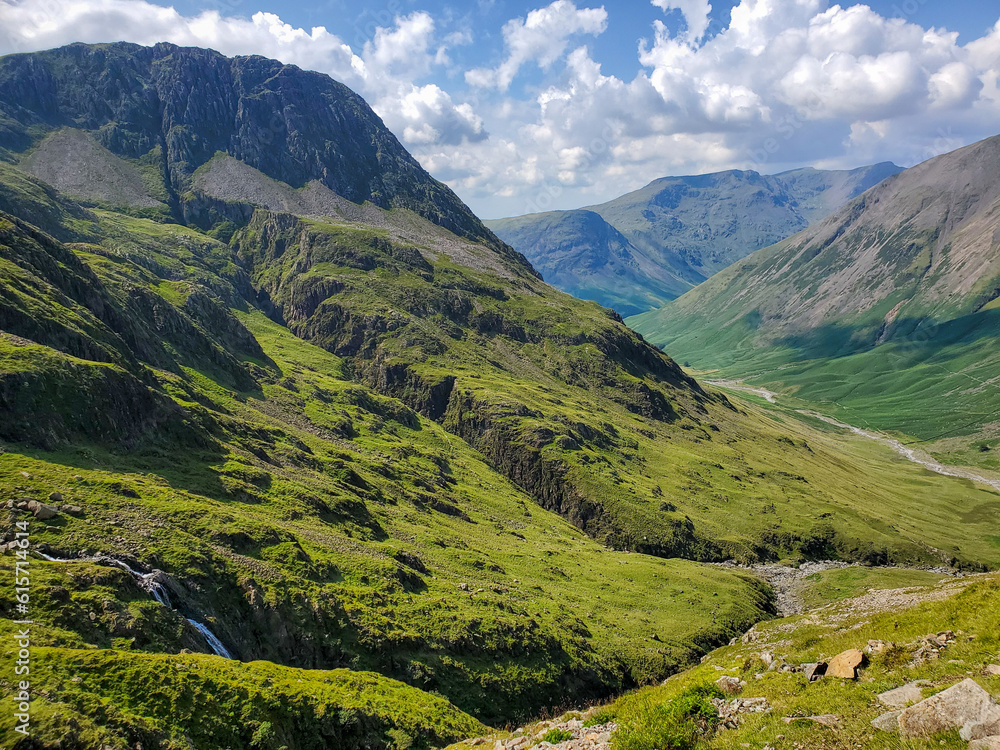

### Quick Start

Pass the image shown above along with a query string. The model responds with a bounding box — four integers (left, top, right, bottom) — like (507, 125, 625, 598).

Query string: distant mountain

(630, 134, 1000, 444)
(484, 209, 691, 316)
(488, 163, 902, 315)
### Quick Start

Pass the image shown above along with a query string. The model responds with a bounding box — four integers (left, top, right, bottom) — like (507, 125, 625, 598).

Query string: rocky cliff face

(0, 42, 494, 244)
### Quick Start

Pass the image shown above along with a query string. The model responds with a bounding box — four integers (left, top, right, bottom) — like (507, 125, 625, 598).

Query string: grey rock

(898, 678, 1000, 739)
(803, 662, 827, 681)
(715, 675, 745, 695)
(871, 710, 903, 732)
(969, 737, 1000, 750)
(878, 681, 928, 709)
(33, 503, 59, 520)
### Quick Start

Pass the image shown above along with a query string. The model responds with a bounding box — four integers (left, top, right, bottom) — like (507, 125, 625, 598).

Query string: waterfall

(37, 549, 232, 659)
(186, 619, 234, 659)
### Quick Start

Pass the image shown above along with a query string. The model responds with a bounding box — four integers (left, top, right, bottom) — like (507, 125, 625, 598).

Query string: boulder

(827, 649, 864, 679)
(878, 681, 928, 709)
(898, 678, 1000, 740)
(32, 503, 60, 521)
(47, 491, 63, 503)
(61, 505, 84, 516)
(969, 737, 1000, 750)
(716, 676, 745, 695)
(987, 665, 1000, 677)
(803, 662, 827, 682)
(871, 710, 902, 732)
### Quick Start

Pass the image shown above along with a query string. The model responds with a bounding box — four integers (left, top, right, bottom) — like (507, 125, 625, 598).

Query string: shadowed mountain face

(488, 163, 902, 315)
(482, 209, 689, 317)
(629, 134, 1000, 443)
(0, 41, 500, 247)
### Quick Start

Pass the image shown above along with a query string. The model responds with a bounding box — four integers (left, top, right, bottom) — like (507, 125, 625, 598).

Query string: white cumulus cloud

(465, 0, 608, 91)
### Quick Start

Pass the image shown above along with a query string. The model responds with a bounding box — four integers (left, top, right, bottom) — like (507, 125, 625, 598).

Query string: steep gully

(706, 380, 1000, 493)
(36, 551, 233, 658)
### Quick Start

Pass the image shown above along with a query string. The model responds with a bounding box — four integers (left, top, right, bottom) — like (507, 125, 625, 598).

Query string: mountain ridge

(0, 41, 509, 249)
(488, 162, 903, 316)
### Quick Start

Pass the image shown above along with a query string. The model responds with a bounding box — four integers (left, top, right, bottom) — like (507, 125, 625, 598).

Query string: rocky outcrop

(894, 678, 1000, 740)
(0, 42, 504, 248)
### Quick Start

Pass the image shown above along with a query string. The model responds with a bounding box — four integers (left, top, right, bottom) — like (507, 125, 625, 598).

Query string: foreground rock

(827, 649, 863, 679)
(715, 675, 745, 694)
(871, 710, 903, 731)
(878, 681, 928, 709)
(712, 697, 770, 729)
(897, 678, 1000, 740)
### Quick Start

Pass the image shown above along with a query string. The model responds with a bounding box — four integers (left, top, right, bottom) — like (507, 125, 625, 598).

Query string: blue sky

(3, 0, 1000, 217)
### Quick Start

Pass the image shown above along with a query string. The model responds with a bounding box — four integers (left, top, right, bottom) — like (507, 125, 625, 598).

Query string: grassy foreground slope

(450, 570, 1000, 750)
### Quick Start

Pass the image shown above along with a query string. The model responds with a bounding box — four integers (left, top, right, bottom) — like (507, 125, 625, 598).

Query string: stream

(37, 551, 233, 658)
(706, 381, 1000, 493)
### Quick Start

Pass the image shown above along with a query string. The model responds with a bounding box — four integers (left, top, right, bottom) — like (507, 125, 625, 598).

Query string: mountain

(0, 41, 495, 245)
(0, 43, 996, 749)
(484, 209, 690, 317)
(630, 134, 1000, 449)
(487, 163, 902, 316)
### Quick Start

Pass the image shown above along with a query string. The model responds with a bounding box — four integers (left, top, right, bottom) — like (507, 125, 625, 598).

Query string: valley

(0, 37, 996, 750)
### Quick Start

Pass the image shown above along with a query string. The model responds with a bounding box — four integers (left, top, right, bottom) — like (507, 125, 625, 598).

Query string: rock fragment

(878, 681, 928, 709)
(827, 649, 863, 679)
(803, 662, 827, 682)
(716, 676, 745, 695)
(898, 678, 1000, 740)
(871, 710, 903, 732)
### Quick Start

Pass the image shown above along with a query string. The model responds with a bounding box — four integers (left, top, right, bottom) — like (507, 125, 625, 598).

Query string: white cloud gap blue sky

(1, 0, 999, 218)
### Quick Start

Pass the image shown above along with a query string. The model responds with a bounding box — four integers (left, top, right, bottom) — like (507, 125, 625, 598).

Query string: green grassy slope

(0, 146, 997, 747)
(224, 201, 1000, 571)
(448, 568, 1000, 750)
(0, 164, 780, 744)
(606, 571, 1000, 750)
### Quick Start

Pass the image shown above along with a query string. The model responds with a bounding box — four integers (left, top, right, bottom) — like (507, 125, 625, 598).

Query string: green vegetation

(795, 567, 950, 610)
(602, 572, 1000, 750)
(541, 727, 575, 743)
(0, 645, 486, 749)
(612, 684, 723, 750)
